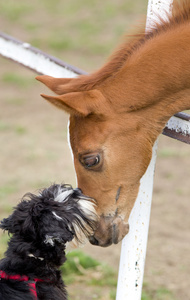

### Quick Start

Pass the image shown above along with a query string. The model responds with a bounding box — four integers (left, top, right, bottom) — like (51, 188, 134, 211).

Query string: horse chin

(89, 215, 129, 247)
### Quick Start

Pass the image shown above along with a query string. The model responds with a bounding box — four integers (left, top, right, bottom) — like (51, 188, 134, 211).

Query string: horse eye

(79, 152, 102, 171)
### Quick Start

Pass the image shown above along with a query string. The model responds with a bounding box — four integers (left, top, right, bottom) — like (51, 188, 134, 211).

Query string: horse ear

(36, 75, 72, 95)
(40, 90, 106, 116)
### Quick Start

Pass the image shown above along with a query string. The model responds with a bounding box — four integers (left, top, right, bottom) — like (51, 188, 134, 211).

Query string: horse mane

(59, 0, 190, 93)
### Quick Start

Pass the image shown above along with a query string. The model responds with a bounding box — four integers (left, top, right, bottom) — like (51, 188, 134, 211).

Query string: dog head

(0, 184, 97, 260)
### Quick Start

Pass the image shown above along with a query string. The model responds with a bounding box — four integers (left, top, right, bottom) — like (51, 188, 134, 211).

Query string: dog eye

(79, 152, 102, 171)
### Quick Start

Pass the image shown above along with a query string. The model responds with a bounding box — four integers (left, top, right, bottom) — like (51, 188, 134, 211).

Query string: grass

(61, 251, 176, 300)
(61, 249, 117, 298)
(0, 182, 19, 201)
(0, 238, 177, 300)
(158, 148, 190, 158)
(61, 250, 101, 282)
(5, 97, 26, 105)
(0, 233, 9, 258)
(0, 122, 27, 135)
(47, 35, 75, 52)
(2, 72, 34, 88)
(142, 288, 176, 300)
(0, 0, 148, 81)
(0, 122, 11, 132)
(0, 1, 33, 22)
(15, 126, 27, 135)
(1, 0, 148, 70)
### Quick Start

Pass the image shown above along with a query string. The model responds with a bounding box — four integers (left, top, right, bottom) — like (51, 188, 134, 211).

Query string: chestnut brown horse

(36, 0, 190, 247)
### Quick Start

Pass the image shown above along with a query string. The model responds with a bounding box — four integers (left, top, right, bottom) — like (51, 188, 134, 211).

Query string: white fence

(116, 1, 190, 299)
(0, 0, 190, 299)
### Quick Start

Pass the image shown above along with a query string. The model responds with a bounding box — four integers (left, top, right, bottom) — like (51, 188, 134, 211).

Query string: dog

(0, 184, 97, 300)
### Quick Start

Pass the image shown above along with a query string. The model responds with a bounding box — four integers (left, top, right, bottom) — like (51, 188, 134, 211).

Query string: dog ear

(0, 215, 13, 233)
(21, 213, 36, 239)
(0, 200, 36, 238)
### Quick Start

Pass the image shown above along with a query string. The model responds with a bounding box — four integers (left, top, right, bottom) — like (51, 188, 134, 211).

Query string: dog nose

(74, 188, 82, 194)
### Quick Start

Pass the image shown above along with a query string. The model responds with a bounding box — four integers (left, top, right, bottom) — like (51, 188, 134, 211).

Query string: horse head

(35, 70, 161, 247)
(36, 2, 190, 245)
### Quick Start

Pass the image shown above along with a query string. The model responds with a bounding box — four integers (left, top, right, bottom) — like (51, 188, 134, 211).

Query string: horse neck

(102, 24, 190, 141)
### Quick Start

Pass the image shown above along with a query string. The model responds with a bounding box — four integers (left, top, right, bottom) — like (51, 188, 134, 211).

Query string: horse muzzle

(89, 215, 129, 247)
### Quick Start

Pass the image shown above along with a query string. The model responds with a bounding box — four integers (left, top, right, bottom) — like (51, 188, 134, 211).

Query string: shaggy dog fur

(0, 184, 97, 300)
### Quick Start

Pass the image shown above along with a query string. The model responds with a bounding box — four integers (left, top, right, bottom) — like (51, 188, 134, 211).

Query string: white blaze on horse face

(67, 106, 153, 247)
(67, 119, 78, 186)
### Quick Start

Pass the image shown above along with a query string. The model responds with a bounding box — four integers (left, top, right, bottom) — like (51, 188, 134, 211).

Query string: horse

(36, 0, 190, 247)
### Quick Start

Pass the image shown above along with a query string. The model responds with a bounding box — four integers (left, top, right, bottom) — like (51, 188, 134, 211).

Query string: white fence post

(116, 142, 158, 300)
(116, 1, 173, 299)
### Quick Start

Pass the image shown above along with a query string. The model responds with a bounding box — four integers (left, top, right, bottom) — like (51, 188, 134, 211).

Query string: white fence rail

(0, 32, 189, 145)
(0, 0, 190, 299)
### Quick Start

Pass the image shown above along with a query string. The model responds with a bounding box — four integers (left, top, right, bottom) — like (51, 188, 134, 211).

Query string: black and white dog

(0, 184, 97, 300)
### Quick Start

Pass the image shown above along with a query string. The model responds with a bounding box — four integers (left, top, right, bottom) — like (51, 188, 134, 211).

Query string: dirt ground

(0, 1, 190, 299)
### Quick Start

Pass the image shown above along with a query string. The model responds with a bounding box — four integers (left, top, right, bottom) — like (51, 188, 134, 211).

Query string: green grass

(5, 97, 26, 105)
(0, 182, 19, 201)
(62, 250, 104, 283)
(142, 283, 176, 300)
(0, 233, 9, 259)
(176, 188, 184, 196)
(63, 250, 100, 274)
(158, 148, 189, 158)
(2, 73, 34, 88)
(61, 251, 176, 299)
(15, 126, 27, 135)
(142, 291, 152, 300)
(48, 35, 75, 52)
(0, 122, 11, 132)
(0, 122, 27, 135)
(0, 242, 177, 300)
(0, 0, 148, 71)
(61, 250, 117, 298)
(40, 0, 64, 14)
(0, 1, 33, 21)
(62, 251, 177, 300)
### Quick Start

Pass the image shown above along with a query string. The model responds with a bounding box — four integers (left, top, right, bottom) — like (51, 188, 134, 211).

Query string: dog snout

(73, 188, 82, 195)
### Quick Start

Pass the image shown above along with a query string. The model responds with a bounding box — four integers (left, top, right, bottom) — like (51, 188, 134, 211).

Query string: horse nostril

(112, 223, 119, 244)
(89, 236, 99, 246)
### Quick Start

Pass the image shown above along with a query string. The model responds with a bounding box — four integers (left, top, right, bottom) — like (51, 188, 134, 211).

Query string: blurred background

(0, 1, 189, 299)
